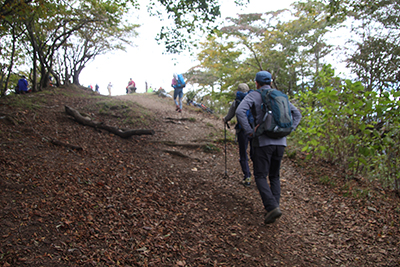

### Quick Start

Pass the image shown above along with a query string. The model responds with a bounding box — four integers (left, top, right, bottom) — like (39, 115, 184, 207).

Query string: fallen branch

(65, 105, 154, 138)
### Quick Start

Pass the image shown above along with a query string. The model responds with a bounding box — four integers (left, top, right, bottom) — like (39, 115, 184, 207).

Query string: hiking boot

(178, 108, 182, 113)
(242, 177, 251, 187)
(176, 105, 180, 111)
(264, 207, 282, 224)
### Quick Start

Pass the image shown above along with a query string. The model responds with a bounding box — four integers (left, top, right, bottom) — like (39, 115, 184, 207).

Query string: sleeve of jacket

(290, 103, 302, 130)
(235, 95, 254, 136)
(224, 102, 237, 123)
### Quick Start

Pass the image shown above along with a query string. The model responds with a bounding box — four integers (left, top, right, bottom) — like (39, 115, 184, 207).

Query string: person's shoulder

(245, 90, 259, 99)
(289, 101, 300, 110)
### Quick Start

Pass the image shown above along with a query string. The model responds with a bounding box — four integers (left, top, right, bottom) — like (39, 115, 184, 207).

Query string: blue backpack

(176, 74, 186, 88)
(235, 91, 254, 130)
(254, 88, 293, 139)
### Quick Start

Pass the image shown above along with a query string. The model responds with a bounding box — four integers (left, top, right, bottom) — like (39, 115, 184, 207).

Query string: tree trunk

(3, 24, 18, 96)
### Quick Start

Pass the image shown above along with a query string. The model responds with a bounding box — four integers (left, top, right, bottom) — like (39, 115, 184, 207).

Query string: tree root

(65, 105, 154, 138)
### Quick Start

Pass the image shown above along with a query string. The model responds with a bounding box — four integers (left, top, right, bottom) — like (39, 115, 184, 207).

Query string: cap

(237, 83, 249, 93)
(255, 71, 272, 83)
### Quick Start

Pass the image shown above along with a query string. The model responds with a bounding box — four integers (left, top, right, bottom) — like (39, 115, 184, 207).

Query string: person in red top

(126, 78, 136, 94)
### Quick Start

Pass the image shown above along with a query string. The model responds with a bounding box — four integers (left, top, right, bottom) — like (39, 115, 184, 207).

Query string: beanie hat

(255, 71, 272, 83)
(237, 83, 249, 93)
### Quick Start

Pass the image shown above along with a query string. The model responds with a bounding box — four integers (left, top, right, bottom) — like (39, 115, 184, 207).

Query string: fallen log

(65, 105, 154, 138)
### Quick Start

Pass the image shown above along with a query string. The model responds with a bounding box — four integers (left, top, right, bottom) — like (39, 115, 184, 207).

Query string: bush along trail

(0, 86, 399, 266)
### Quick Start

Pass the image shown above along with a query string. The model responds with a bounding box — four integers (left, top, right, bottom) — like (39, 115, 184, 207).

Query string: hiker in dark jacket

(236, 71, 302, 224)
(223, 83, 253, 187)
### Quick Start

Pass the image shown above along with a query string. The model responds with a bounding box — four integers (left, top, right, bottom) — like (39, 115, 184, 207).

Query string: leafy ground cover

(0, 86, 399, 266)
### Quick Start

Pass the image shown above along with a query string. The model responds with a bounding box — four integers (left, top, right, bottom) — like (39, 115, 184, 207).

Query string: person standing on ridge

(171, 73, 186, 113)
(223, 83, 254, 187)
(236, 70, 302, 224)
(107, 82, 112, 96)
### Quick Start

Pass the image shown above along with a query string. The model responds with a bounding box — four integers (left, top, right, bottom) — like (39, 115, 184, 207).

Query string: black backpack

(254, 88, 293, 139)
(235, 91, 255, 130)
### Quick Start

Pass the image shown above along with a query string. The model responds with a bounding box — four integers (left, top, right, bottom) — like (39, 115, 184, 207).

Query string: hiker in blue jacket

(223, 83, 253, 187)
(17, 76, 29, 94)
(171, 73, 185, 113)
(236, 71, 302, 224)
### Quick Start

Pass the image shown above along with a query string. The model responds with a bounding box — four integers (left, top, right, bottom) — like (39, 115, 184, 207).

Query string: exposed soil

(0, 86, 399, 266)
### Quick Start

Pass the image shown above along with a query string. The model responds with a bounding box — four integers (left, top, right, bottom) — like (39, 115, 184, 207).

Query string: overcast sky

(79, 0, 297, 96)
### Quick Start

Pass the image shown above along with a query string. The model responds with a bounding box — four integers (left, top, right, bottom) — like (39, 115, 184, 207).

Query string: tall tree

(328, 0, 400, 92)
(1, 0, 138, 91)
(1, 0, 250, 94)
(148, 0, 248, 53)
(57, 1, 139, 85)
(196, 35, 242, 95)
(0, 19, 26, 96)
(207, 0, 340, 96)
(347, 36, 400, 93)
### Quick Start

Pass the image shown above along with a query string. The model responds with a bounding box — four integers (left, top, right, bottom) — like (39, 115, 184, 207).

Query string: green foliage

(296, 64, 400, 190)
(6, 95, 45, 110)
(202, 143, 220, 153)
(196, 35, 243, 92)
(185, 90, 197, 102)
(215, 128, 235, 143)
(149, 0, 249, 53)
(94, 99, 153, 127)
(190, 0, 343, 112)
(285, 148, 297, 159)
(0, 0, 139, 93)
(319, 176, 336, 187)
(329, 0, 400, 93)
(352, 188, 371, 199)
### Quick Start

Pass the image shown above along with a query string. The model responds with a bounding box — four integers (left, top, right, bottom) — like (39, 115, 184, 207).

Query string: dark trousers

(237, 130, 252, 179)
(253, 145, 285, 212)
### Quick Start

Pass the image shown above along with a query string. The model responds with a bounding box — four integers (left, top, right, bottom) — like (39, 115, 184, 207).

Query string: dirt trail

(116, 93, 223, 159)
(0, 89, 398, 267)
(116, 93, 400, 266)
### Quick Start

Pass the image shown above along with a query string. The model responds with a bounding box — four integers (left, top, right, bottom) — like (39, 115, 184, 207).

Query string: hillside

(0, 86, 399, 267)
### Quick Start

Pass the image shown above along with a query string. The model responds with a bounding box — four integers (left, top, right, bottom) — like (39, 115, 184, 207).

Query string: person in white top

(107, 82, 112, 96)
